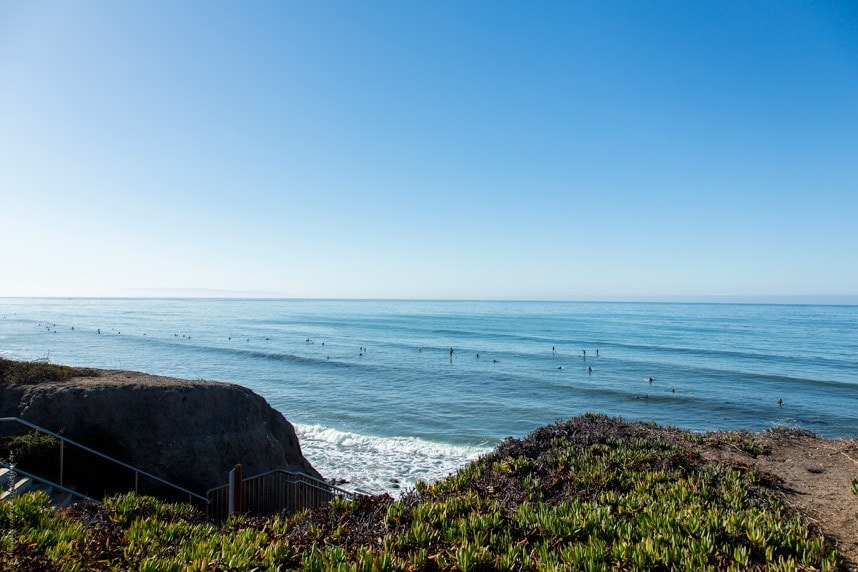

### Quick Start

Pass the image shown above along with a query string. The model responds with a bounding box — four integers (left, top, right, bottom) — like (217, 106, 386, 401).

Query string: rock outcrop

(0, 369, 320, 492)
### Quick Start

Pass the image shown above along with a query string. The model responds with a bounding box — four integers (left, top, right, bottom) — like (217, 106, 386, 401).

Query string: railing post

(228, 464, 243, 516)
(59, 440, 64, 487)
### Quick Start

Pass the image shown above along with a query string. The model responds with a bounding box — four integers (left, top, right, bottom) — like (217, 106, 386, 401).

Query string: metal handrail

(0, 460, 97, 504)
(205, 468, 356, 499)
(1, 417, 358, 519)
(0, 417, 209, 505)
(205, 468, 360, 519)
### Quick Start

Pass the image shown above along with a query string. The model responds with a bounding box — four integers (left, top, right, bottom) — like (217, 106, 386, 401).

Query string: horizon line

(1, 291, 857, 306)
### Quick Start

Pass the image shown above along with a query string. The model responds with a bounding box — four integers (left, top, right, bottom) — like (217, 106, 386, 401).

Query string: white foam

(294, 423, 491, 496)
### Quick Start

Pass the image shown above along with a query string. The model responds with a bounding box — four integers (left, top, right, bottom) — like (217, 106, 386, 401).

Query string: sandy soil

(696, 428, 858, 569)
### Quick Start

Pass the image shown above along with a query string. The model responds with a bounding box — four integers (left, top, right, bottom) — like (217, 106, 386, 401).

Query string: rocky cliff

(0, 367, 320, 492)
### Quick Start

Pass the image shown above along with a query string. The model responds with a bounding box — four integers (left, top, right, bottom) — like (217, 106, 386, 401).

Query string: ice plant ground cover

(0, 414, 847, 570)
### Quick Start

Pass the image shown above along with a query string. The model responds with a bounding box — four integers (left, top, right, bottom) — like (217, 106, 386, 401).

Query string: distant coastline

(114, 288, 288, 298)
(3, 291, 857, 305)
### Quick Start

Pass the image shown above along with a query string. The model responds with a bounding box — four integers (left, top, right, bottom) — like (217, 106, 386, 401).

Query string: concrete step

(0, 477, 33, 500)
(53, 492, 74, 509)
(40, 485, 73, 508)
(0, 478, 79, 509)
(0, 465, 89, 509)
(0, 474, 74, 508)
(0, 467, 12, 489)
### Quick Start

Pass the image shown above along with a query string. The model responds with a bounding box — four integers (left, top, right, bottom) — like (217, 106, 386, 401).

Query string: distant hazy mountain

(115, 288, 285, 298)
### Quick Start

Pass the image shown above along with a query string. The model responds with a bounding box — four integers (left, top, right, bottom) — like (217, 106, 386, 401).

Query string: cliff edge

(0, 365, 320, 492)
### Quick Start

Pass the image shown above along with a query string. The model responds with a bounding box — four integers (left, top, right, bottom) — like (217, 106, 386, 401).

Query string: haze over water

(2, 298, 856, 495)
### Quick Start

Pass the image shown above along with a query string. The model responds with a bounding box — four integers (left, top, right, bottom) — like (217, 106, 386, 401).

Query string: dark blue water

(1, 298, 856, 493)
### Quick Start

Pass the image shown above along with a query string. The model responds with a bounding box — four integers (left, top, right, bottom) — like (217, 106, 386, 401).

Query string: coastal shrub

(1, 431, 61, 479)
(0, 357, 100, 385)
(1, 431, 59, 459)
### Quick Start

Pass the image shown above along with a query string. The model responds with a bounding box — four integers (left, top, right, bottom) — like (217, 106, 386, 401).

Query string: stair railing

(0, 460, 96, 504)
(2, 417, 356, 521)
(0, 417, 209, 509)
(206, 468, 358, 520)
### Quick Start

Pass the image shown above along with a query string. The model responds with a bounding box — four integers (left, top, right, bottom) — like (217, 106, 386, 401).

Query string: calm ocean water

(1, 298, 856, 495)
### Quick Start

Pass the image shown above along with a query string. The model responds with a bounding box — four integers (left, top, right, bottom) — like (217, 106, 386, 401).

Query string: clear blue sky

(1, 1, 856, 301)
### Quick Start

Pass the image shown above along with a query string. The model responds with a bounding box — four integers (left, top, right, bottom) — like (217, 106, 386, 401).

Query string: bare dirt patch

(690, 427, 858, 569)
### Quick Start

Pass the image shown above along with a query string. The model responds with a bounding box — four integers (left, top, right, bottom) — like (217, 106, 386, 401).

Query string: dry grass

(0, 358, 100, 385)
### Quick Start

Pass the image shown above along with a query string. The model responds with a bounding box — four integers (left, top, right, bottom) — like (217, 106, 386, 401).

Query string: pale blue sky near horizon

(1, 1, 856, 301)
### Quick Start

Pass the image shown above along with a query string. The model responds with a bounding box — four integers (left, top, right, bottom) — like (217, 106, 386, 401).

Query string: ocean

(1, 298, 856, 495)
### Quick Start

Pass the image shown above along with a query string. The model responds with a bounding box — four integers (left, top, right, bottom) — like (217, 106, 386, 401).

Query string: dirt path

(698, 429, 858, 569)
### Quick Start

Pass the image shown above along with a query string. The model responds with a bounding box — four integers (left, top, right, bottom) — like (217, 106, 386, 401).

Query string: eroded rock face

(1, 370, 320, 492)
